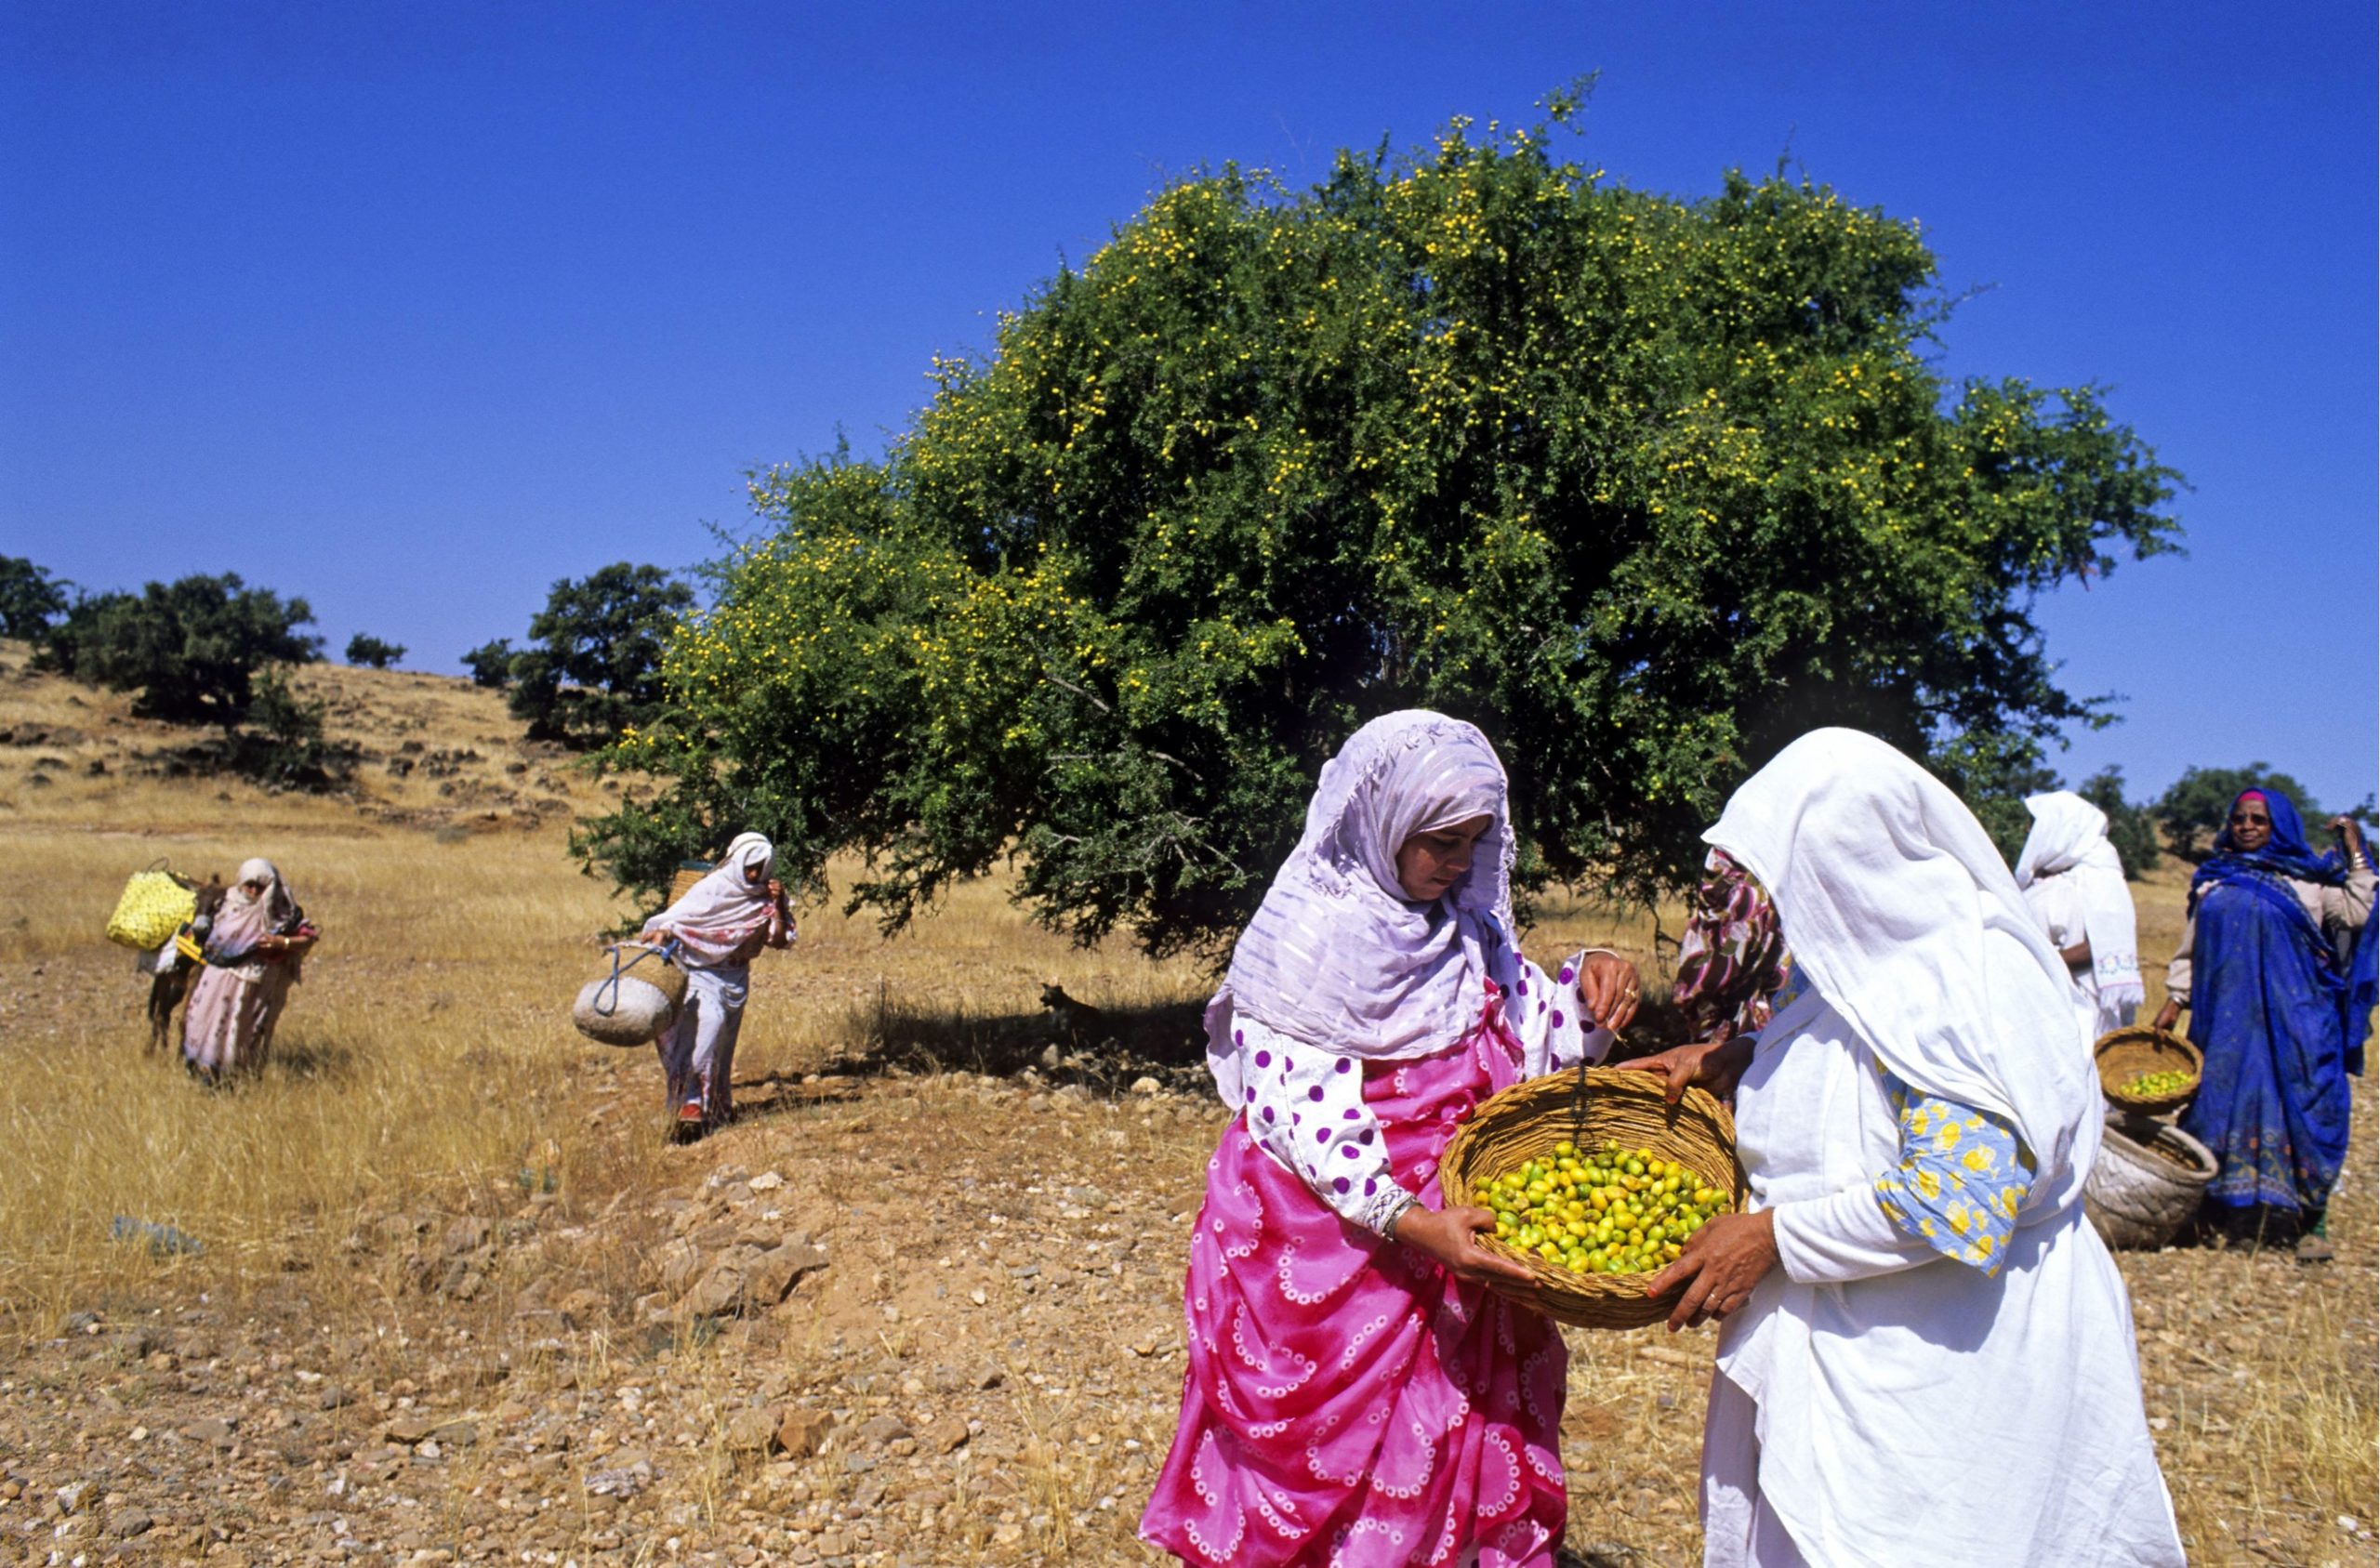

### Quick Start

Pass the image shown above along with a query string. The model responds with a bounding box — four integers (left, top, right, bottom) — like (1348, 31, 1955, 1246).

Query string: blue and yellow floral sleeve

(1871, 1073, 2033, 1276)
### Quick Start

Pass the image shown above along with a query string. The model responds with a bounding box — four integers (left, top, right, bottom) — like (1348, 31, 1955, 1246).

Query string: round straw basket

(2094, 1026, 2202, 1116)
(2084, 1112, 2217, 1250)
(1440, 1066, 1746, 1331)
(668, 861, 713, 906)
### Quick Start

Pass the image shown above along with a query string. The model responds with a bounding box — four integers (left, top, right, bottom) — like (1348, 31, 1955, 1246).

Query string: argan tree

(345, 632, 405, 669)
(38, 573, 322, 726)
(581, 99, 2180, 954)
(508, 564, 694, 747)
(2154, 764, 2326, 862)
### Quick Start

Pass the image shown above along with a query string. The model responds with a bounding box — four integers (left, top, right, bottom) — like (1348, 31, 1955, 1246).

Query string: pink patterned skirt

(1141, 1014, 1568, 1566)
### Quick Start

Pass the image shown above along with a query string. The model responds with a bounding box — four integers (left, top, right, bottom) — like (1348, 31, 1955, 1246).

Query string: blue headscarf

(2193, 789, 2348, 891)
(2188, 788, 2377, 1076)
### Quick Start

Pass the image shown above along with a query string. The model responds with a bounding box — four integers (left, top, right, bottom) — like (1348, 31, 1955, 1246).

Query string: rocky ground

(3, 1029, 2373, 1568)
(0, 653, 2370, 1567)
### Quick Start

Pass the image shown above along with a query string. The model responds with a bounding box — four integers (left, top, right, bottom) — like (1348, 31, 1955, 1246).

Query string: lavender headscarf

(1207, 712, 1514, 1104)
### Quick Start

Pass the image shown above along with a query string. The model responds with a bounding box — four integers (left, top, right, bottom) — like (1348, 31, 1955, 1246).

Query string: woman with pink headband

(2154, 787, 2373, 1258)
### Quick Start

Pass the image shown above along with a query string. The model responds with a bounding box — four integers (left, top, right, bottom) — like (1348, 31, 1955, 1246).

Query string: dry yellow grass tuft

(0, 646, 2371, 1566)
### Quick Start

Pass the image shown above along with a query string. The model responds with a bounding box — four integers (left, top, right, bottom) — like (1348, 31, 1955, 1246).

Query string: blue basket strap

(593, 945, 626, 1017)
(593, 940, 679, 1016)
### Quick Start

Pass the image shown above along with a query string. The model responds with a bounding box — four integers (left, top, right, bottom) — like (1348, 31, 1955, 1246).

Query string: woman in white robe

(641, 832, 791, 1139)
(2015, 790, 2145, 1039)
(1631, 730, 2183, 1568)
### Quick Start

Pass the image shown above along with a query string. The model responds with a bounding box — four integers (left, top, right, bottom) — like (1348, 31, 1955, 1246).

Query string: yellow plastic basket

(106, 868, 196, 951)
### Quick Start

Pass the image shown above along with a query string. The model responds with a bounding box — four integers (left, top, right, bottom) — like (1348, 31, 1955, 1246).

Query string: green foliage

(2154, 763, 2325, 862)
(0, 556, 69, 639)
(344, 632, 405, 669)
(507, 564, 695, 746)
(227, 667, 352, 791)
(461, 638, 516, 689)
(581, 110, 2181, 954)
(2074, 765, 2161, 880)
(1930, 731, 2061, 869)
(35, 573, 322, 726)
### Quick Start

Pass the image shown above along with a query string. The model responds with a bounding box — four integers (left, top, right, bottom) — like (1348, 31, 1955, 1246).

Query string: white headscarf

(1208, 712, 1512, 1101)
(644, 832, 778, 967)
(209, 857, 297, 956)
(1704, 729, 2098, 1219)
(2016, 791, 2145, 1018)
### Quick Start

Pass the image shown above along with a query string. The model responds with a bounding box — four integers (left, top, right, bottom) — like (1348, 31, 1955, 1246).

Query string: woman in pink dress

(1142, 711, 1643, 1567)
(181, 858, 317, 1083)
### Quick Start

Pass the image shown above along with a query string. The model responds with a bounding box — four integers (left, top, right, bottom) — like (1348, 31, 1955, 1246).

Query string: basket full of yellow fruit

(2093, 1025, 2202, 1116)
(1439, 1064, 1746, 1331)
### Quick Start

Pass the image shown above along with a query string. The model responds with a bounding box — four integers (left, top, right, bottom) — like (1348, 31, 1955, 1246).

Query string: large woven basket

(2094, 1026, 2202, 1116)
(667, 861, 713, 906)
(2084, 1112, 2217, 1250)
(1440, 1067, 1746, 1331)
(570, 942, 691, 1048)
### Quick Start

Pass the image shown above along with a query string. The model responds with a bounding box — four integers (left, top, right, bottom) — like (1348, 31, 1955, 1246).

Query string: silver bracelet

(1377, 1190, 1421, 1240)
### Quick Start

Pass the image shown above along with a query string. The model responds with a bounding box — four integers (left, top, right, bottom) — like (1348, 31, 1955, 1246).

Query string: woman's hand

(1393, 1204, 1539, 1286)
(1576, 952, 1644, 1035)
(1621, 1035, 1755, 1105)
(2329, 815, 2369, 859)
(1646, 1209, 1778, 1331)
(2153, 999, 2183, 1033)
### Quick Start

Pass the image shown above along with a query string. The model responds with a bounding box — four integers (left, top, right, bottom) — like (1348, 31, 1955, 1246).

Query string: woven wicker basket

(2084, 1112, 2217, 1250)
(570, 942, 692, 1048)
(668, 861, 713, 906)
(1440, 1067, 1746, 1331)
(2094, 1026, 2202, 1116)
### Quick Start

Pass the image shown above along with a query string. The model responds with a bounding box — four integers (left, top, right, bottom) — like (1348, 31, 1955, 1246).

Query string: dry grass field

(0, 645, 2371, 1567)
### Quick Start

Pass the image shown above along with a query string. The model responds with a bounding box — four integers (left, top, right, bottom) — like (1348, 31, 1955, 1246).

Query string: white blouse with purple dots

(1238, 944, 1618, 1237)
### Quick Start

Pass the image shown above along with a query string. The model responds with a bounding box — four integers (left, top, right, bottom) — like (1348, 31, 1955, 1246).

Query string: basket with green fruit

(1440, 1066, 1746, 1330)
(2093, 1026, 2202, 1116)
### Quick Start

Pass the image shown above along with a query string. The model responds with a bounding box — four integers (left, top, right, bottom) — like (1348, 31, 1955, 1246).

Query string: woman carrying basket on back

(1140, 711, 1644, 1568)
(641, 832, 792, 1140)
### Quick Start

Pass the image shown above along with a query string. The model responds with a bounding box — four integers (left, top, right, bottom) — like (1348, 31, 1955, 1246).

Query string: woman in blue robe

(2155, 790, 2376, 1258)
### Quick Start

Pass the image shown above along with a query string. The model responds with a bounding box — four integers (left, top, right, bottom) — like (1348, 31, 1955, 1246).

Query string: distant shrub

(506, 564, 694, 747)
(345, 633, 405, 669)
(461, 638, 516, 689)
(227, 666, 352, 791)
(0, 556, 69, 639)
(2074, 766, 2161, 880)
(35, 573, 322, 726)
(2154, 763, 2325, 862)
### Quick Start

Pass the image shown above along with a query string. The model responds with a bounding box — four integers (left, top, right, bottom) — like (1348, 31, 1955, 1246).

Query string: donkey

(146, 876, 225, 1051)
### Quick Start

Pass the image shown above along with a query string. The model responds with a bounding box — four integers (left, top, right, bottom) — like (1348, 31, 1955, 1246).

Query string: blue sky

(3, 2, 2373, 811)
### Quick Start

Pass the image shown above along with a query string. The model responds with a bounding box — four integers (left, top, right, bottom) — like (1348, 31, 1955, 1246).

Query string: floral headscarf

(1673, 849, 1789, 1042)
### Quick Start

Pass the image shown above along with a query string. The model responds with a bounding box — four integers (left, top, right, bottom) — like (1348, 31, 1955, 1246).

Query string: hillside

(0, 651, 2369, 1568)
